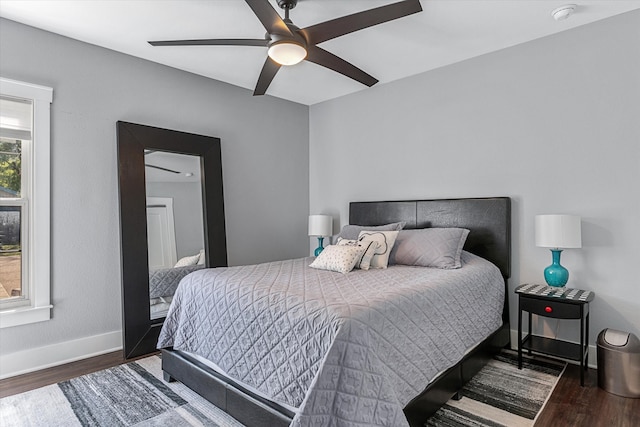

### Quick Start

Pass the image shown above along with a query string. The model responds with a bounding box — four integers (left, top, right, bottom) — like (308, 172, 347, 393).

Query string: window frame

(0, 77, 53, 328)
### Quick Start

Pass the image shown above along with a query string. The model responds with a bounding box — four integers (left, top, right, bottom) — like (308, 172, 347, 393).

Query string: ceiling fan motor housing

(268, 20, 307, 46)
(276, 0, 298, 10)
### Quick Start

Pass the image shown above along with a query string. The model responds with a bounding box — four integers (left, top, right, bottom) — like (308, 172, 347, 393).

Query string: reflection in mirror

(144, 151, 205, 320)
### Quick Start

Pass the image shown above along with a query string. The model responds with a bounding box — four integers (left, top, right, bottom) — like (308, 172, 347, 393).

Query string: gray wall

(310, 10, 640, 344)
(0, 18, 309, 354)
(147, 182, 204, 259)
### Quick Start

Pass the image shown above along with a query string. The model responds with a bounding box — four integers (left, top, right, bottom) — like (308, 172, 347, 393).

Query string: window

(0, 78, 52, 328)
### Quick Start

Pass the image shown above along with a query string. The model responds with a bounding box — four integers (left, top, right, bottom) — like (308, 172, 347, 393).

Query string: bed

(148, 264, 205, 319)
(158, 197, 511, 427)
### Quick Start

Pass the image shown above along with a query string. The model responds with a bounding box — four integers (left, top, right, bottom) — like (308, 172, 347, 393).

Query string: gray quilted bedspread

(157, 251, 504, 427)
(148, 265, 204, 299)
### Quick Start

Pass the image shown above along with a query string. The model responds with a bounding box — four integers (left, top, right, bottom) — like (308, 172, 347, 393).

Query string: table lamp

(535, 214, 582, 287)
(308, 215, 333, 256)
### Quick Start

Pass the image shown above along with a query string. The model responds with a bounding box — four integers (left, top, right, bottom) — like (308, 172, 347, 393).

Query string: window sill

(0, 305, 52, 328)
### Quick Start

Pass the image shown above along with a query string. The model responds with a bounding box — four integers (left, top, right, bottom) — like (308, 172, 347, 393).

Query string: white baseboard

(0, 330, 122, 380)
(509, 329, 597, 369)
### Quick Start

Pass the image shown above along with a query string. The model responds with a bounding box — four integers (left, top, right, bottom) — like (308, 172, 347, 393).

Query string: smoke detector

(552, 4, 577, 21)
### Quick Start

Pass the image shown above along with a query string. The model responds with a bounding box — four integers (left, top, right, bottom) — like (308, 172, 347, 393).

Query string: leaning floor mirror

(117, 121, 227, 359)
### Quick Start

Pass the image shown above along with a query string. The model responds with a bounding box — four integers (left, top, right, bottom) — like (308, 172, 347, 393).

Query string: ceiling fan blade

(300, 0, 422, 45)
(145, 164, 181, 174)
(253, 57, 281, 96)
(305, 46, 378, 87)
(149, 38, 268, 47)
(245, 0, 293, 37)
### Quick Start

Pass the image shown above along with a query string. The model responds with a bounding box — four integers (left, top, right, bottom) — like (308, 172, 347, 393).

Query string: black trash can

(597, 328, 640, 398)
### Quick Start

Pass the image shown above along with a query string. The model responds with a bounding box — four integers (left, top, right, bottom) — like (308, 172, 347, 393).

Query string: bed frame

(161, 197, 511, 427)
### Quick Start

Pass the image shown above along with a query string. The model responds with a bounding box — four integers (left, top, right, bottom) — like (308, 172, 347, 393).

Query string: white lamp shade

(308, 215, 333, 237)
(535, 215, 582, 248)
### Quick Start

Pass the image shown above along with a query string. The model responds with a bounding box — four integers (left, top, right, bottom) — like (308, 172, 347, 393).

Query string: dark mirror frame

(117, 121, 227, 359)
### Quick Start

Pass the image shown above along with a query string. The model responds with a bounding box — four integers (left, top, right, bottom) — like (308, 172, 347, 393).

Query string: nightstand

(516, 284, 595, 386)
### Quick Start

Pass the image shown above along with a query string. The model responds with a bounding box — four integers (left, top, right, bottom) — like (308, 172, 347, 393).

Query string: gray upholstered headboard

(349, 197, 511, 279)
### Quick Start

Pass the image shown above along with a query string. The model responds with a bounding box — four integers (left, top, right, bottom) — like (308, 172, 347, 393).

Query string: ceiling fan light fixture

(268, 41, 307, 66)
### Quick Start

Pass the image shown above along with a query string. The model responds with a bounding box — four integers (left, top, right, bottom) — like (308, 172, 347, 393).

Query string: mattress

(158, 251, 504, 427)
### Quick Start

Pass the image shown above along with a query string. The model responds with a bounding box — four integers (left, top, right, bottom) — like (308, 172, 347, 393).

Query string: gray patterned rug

(0, 350, 564, 427)
(426, 350, 567, 427)
(0, 355, 243, 427)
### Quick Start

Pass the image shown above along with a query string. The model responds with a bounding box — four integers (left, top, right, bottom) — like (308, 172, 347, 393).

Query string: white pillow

(309, 245, 364, 274)
(197, 249, 206, 265)
(174, 253, 201, 268)
(336, 238, 379, 270)
(357, 230, 399, 269)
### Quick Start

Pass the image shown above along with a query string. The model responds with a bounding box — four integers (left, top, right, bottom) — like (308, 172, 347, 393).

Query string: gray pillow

(389, 228, 470, 269)
(336, 221, 406, 241)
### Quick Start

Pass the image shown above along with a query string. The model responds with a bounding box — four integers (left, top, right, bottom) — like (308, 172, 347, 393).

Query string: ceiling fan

(144, 150, 182, 175)
(148, 0, 423, 96)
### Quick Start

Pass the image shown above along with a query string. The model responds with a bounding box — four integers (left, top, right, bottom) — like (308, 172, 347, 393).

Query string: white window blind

(0, 96, 32, 141)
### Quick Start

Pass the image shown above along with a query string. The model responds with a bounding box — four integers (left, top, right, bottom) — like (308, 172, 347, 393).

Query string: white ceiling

(1, 0, 639, 105)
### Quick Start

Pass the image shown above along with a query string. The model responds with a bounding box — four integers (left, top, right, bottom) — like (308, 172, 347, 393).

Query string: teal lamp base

(314, 237, 325, 256)
(544, 249, 569, 287)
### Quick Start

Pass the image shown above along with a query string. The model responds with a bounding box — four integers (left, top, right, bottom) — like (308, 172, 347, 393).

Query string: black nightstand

(516, 284, 595, 386)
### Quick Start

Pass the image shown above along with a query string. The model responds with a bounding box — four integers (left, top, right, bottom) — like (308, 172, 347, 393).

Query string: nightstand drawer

(520, 297, 581, 319)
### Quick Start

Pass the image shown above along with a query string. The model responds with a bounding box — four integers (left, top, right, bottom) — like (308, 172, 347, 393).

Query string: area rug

(426, 350, 567, 427)
(0, 355, 243, 427)
(1, 350, 565, 427)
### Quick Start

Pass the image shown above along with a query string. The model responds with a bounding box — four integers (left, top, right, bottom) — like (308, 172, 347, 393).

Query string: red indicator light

(545, 306, 553, 313)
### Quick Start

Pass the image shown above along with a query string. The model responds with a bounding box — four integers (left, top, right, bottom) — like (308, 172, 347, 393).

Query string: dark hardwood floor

(535, 363, 639, 427)
(1, 353, 638, 426)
